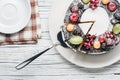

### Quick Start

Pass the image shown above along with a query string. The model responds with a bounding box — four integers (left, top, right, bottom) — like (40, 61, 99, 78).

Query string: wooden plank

(0, 0, 119, 80)
(0, 75, 120, 80)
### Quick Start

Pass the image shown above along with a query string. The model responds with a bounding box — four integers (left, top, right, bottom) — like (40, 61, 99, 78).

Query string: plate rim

(0, 0, 31, 34)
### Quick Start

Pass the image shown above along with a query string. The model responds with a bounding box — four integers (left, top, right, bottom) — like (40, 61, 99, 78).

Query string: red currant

(90, 41, 94, 45)
(86, 44, 91, 49)
(99, 36, 106, 43)
(89, 0, 99, 10)
(114, 37, 119, 45)
(94, 0, 99, 4)
(83, 42, 88, 47)
(92, 35, 96, 39)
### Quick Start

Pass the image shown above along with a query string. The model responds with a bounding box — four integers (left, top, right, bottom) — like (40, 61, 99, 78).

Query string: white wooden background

(0, 0, 120, 80)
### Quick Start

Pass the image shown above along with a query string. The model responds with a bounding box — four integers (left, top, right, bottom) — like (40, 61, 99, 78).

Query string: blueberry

(78, 3, 84, 9)
(101, 43, 106, 50)
(111, 19, 119, 25)
(73, 29, 81, 35)
(114, 10, 120, 20)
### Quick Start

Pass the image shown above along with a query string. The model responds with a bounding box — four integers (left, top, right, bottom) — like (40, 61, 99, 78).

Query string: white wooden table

(0, 0, 120, 80)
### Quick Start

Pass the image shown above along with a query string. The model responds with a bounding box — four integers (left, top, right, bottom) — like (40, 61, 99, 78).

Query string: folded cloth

(0, 0, 41, 45)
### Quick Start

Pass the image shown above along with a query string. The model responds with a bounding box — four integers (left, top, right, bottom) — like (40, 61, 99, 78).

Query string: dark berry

(90, 41, 94, 45)
(111, 19, 120, 25)
(114, 10, 120, 20)
(101, 43, 106, 50)
(110, 34, 114, 38)
(71, 5, 79, 13)
(86, 39, 90, 42)
(83, 42, 88, 47)
(94, 0, 99, 4)
(105, 31, 109, 34)
(106, 34, 110, 38)
(114, 37, 119, 45)
(78, 3, 84, 9)
(89, 0, 99, 10)
(88, 36, 93, 39)
(106, 38, 113, 46)
(92, 35, 96, 39)
(73, 28, 82, 35)
(86, 44, 91, 50)
(90, 0, 94, 3)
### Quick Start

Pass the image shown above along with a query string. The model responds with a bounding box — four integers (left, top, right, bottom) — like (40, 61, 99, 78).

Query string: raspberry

(70, 13, 79, 23)
(99, 36, 106, 43)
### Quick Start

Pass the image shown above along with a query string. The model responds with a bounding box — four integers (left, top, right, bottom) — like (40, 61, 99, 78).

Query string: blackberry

(77, 3, 84, 9)
(73, 29, 82, 35)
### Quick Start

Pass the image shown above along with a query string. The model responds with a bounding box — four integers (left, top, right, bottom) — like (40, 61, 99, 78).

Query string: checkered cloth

(0, 0, 41, 45)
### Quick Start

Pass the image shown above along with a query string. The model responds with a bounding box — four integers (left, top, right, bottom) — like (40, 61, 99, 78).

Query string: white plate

(49, 0, 120, 68)
(0, 0, 31, 34)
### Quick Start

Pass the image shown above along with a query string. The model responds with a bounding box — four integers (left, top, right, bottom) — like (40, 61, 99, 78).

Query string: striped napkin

(0, 0, 41, 45)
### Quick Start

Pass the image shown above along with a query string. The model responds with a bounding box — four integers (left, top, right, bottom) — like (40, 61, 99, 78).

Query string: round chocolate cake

(61, 0, 120, 54)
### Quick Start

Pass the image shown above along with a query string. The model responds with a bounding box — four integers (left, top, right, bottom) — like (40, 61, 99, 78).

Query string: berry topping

(86, 44, 91, 49)
(104, 31, 113, 38)
(99, 35, 106, 43)
(83, 42, 91, 50)
(71, 5, 79, 13)
(91, 35, 96, 39)
(66, 23, 75, 32)
(78, 3, 84, 9)
(89, 0, 99, 10)
(114, 37, 119, 45)
(73, 28, 82, 35)
(107, 2, 117, 12)
(90, 41, 94, 45)
(70, 13, 79, 23)
(114, 10, 120, 20)
(62, 0, 120, 54)
(101, 43, 106, 50)
(106, 38, 113, 46)
(82, 34, 96, 50)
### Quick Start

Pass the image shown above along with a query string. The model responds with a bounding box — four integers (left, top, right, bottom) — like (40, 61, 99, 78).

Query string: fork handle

(15, 47, 53, 70)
